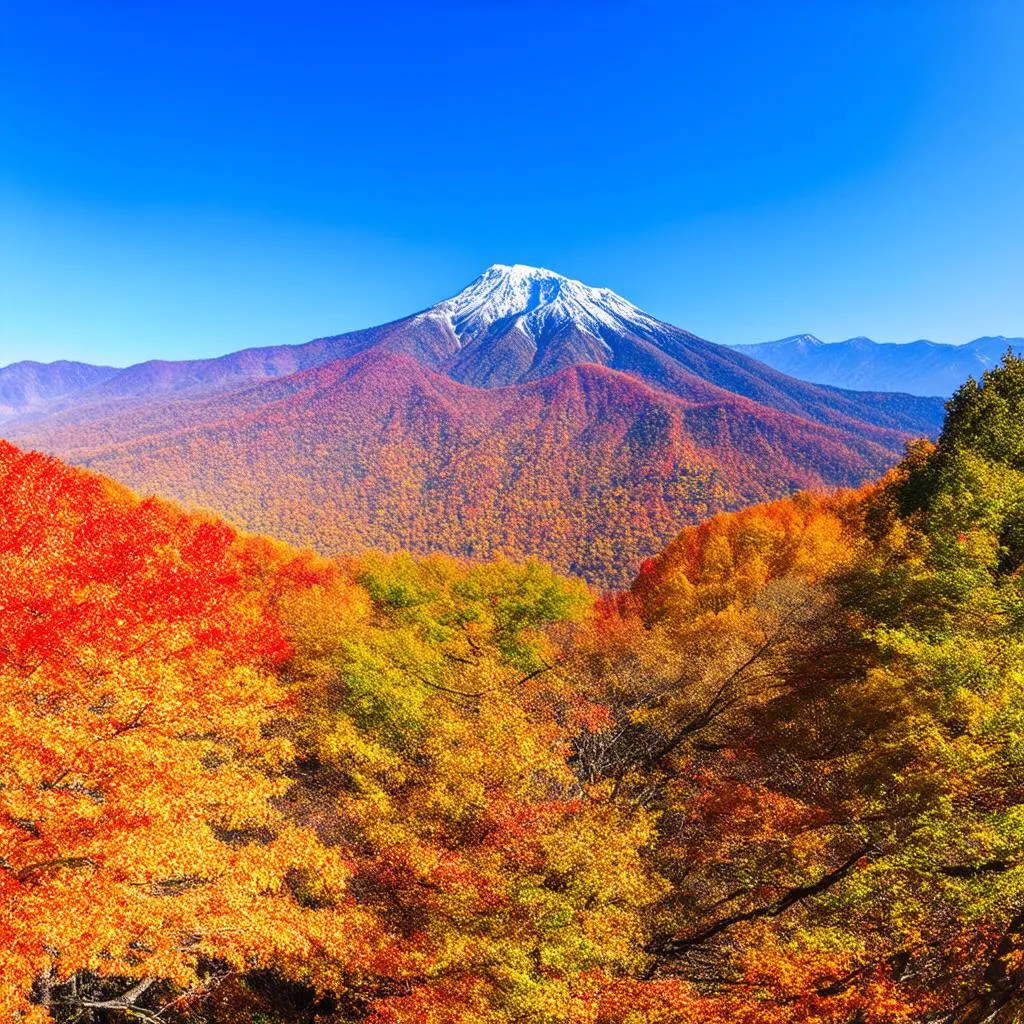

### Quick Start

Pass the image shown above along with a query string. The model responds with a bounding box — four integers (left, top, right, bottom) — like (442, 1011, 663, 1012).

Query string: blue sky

(1, 0, 1022, 365)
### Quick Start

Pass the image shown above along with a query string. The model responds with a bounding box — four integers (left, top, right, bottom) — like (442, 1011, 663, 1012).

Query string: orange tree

(0, 443, 381, 1021)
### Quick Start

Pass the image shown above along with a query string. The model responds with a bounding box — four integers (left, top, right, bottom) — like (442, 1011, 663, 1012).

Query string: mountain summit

(298, 265, 933, 441)
(394, 263, 686, 388)
(0, 264, 941, 440)
(429, 263, 665, 348)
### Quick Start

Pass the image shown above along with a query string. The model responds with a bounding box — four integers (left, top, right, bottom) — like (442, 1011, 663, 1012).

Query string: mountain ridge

(1, 265, 942, 431)
(0, 359, 120, 418)
(734, 333, 1024, 396)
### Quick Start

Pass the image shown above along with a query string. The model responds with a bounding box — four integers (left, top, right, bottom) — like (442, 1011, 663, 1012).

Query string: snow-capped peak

(775, 334, 825, 348)
(424, 263, 666, 346)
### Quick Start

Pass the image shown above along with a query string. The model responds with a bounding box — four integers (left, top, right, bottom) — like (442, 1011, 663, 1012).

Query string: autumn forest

(5, 349, 1024, 1023)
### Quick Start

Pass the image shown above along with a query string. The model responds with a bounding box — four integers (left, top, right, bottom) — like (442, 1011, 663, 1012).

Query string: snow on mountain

(422, 263, 667, 349)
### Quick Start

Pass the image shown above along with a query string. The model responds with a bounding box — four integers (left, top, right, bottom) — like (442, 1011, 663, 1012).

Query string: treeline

(5, 356, 1024, 1022)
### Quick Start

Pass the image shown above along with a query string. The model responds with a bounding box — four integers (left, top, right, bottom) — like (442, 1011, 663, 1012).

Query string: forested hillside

(12, 350, 916, 588)
(7, 355, 1024, 1023)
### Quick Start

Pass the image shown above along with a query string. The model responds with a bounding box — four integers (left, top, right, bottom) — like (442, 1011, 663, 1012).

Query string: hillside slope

(36, 349, 904, 587)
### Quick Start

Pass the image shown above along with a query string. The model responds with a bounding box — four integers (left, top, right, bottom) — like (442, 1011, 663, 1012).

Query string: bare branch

(648, 841, 877, 959)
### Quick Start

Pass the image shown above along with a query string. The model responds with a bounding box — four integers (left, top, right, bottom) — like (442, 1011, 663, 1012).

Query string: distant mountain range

(0, 359, 118, 418)
(0, 265, 945, 585)
(733, 334, 1024, 397)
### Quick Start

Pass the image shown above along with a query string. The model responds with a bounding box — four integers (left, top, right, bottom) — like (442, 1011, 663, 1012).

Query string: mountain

(1, 266, 942, 436)
(0, 359, 119, 418)
(0, 264, 946, 586)
(733, 333, 1024, 397)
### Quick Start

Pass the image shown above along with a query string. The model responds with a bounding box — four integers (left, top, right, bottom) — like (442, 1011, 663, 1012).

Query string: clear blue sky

(1, 0, 1022, 366)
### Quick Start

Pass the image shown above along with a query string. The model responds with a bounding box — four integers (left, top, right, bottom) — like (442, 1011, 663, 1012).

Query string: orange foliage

(629, 487, 869, 619)
(0, 442, 380, 1020)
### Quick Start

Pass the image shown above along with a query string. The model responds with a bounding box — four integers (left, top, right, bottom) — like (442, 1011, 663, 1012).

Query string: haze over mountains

(734, 333, 1024, 397)
(0, 265, 946, 585)
(0, 360, 118, 418)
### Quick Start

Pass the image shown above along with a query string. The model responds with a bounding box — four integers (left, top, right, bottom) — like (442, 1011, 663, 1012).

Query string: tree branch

(56, 976, 158, 1021)
(648, 841, 877, 958)
(14, 856, 97, 882)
